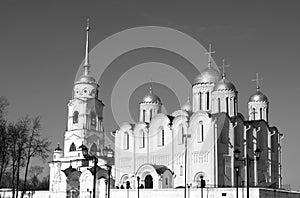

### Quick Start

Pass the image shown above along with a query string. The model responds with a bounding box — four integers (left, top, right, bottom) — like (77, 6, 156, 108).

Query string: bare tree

(28, 166, 44, 189)
(0, 97, 9, 186)
(21, 117, 51, 198)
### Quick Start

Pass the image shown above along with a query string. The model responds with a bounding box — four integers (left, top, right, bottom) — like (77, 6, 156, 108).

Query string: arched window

(252, 108, 256, 120)
(226, 97, 229, 114)
(199, 92, 202, 110)
(260, 108, 263, 120)
(124, 132, 129, 150)
(197, 121, 204, 143)
(158, 127, 164, 146)
(139, 130, 145, 148)
(90, 143, 97, 155)
(178, 125, 184, 145)
(143, 110, 146, 122)
(180, 165, 183, 176)
(218, 98, 221, 112)
(149, 109, 153, 120)
(69, 142, 76, 152)
(73, 111, 79, 124)
(91, 111, 96, 127)
(206, 92, 210, 110)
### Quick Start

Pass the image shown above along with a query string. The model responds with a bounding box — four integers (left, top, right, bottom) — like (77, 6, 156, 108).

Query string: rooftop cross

(83, 19, 90, 75)
(252, 73, 263, 91)
(205, 44, 215, 68)
(218, 59, 230, 78)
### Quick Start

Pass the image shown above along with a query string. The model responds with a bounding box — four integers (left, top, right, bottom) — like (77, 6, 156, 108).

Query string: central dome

(213, 78, 236, 91)
(194, 67, 221, 85)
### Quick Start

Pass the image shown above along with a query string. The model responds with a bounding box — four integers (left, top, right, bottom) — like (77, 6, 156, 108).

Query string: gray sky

(0, 0, 299, 189)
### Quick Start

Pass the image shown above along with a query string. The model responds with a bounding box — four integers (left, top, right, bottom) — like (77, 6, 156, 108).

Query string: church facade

(114, 51, 283, 190)
(48, 21, 283, 198)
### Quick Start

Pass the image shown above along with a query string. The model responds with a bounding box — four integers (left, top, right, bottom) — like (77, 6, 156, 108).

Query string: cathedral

(49, 21, 283, 198)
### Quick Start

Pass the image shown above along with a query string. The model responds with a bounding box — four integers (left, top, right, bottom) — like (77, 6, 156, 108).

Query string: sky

(0, 0, 300, 190)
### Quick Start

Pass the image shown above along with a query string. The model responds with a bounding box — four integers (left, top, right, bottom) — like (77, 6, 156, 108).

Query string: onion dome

(194, 67, 221, 85)
(181, 97, 192, 111)
(249, 73, 268, 102)
(249, 90, 268, 102)
(141, 85, 162, 104)
(213, 78, 236, 91)
(76, 74, 96, 84)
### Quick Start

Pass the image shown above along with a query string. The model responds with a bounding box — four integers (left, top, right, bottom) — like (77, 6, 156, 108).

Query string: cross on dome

(205, 44, 215, 68)
(218, 59, 230, 78)
(252, 73, 263, 91)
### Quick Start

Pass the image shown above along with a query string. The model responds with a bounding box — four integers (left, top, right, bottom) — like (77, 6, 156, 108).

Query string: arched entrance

(145, 175, 153, 189)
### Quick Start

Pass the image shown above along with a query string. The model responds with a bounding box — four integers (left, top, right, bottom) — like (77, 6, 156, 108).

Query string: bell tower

(64, 19, 105, 157)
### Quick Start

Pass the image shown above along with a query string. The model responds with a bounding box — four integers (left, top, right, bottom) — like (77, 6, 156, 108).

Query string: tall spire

(205, 44, 215, 68)
(83, 19, 90, 76)
(218, 59, 230, 79)
(252, 72, 263, 91)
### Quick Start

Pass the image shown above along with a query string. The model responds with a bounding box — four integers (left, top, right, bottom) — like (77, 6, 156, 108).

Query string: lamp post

(81, 144, 98, 198)
(234, 148, 261, 198)
(137, 176, 140, 198)
(106, 164, 112, 198)
(234, 166, 239, 198)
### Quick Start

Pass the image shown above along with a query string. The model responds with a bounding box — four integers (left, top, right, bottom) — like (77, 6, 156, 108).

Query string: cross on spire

(83, 19, 90, 75)
(218, 59, 230, 78)
(252, 73, 263, 91)
(205, 44, 215, 68)
(149, 78, 153, 94)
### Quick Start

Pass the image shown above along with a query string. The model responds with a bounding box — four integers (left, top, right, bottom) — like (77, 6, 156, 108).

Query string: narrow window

(149, 109, 153, 120)
(91, 111, 96, 127)
(260, 108, 263, 120)
(178, 125, 184, 145)
(226, 97, 229, 114)
(124, 132, 129, 150)
(218, 98, 221, 112)
(197, 121, 204, 143)
(180, 165, 183, 176)
(158, 127, 164, 146)
(199, 92, 202, 110)
(69, 142, 76, 152)
(139, 130, 145, 148)
(252, 108, 256, 120)
(73, 111, 79, 124)
(143, 110, 146, 122)
(206, 92, 210, 110)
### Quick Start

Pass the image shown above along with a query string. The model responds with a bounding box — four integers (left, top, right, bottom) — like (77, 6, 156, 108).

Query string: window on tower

(197, 121, 204, 143)
(91, 111, 96, 127)
(139, 130, 145, 148)
(124, 132, 129, 150)
(73, 111, 79, 124)
(206, 92, 210, 110)
(178, 125, 184, 145)
(69, 142, 76, 152)
(158, 127, 165, 146)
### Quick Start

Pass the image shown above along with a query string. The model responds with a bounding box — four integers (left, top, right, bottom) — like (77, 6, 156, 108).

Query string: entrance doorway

(145, 175, 153, 189)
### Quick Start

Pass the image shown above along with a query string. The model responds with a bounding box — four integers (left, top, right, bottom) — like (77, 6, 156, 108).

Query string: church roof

(213, 77, 236, 91)
(62, 166, 77, 177)
(193, 67, 221, 85)
(151, 164, 172, 175)
(249, 90, 268, 102)
(141, 85, 162, 104)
